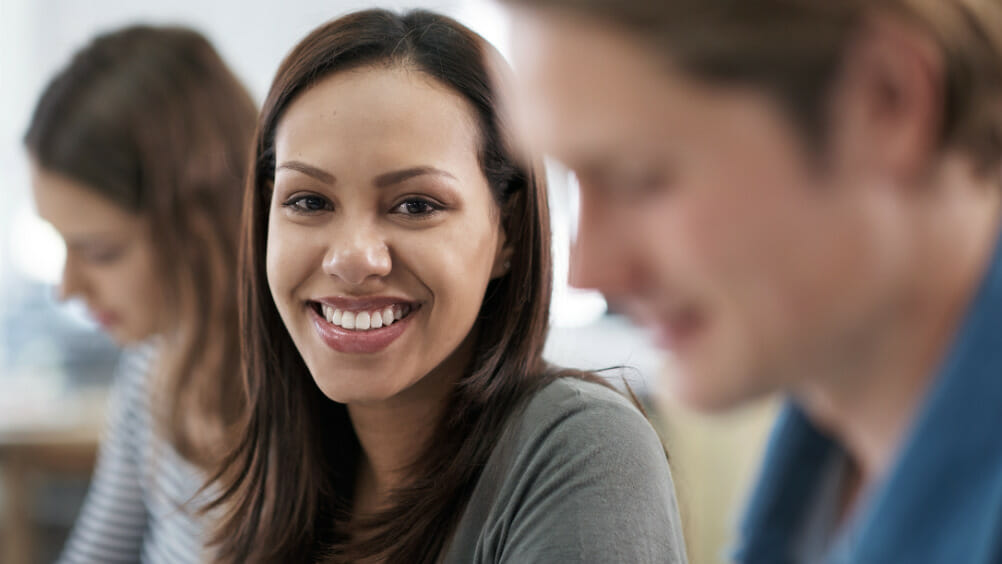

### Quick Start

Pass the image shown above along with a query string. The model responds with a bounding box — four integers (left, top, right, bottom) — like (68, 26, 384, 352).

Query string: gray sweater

(441, 377, 688, 563)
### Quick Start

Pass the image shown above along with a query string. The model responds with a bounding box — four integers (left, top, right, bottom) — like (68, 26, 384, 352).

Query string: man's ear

(827, 13, 943, 186)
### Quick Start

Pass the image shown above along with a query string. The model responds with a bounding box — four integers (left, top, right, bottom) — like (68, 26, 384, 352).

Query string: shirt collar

(737, 224, 1002, 563)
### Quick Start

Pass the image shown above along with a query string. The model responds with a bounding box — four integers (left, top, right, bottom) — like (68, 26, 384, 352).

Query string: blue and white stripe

(58, 344, 209, 564)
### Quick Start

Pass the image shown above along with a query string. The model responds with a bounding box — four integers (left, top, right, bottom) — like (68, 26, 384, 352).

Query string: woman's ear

(490, 229, 514, 279)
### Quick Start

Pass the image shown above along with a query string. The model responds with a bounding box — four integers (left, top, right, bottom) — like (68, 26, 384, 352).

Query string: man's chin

(665, 363, 767, 413)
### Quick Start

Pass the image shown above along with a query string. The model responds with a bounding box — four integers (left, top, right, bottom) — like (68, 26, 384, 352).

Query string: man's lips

(621, 302, 707, 350)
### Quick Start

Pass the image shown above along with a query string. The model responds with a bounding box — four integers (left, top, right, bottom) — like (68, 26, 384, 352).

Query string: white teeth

(320, 303, 414, 331)
(341, 311, 356, 330)
(394, 304, 410, 320)
(356, 311, 371, 330)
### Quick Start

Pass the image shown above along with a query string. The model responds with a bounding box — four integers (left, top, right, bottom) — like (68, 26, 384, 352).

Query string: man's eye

(392, 198, 442, 217)
(283, 194, 332, 213)
(615, 169, 670, 198)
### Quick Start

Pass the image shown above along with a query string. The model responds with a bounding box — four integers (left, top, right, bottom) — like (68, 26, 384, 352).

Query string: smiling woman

(206, 8, 687, 564)
(267, 64, 510, 406)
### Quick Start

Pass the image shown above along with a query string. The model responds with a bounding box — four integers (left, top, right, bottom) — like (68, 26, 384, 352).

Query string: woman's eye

(283, 194, 332, 213)
(87, 249, 125, 264)
(392, 198, 442, 217)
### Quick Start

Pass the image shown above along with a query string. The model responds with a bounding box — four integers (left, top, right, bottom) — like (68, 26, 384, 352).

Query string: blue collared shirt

(736, 227, 1002, 564)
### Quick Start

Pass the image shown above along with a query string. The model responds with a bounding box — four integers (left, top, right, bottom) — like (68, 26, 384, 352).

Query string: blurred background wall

(0, 1, 777, 562)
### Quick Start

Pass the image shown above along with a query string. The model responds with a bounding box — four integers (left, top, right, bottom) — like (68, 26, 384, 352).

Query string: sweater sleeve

(497, 381, 688, 564)
(57, 347, 154, 564)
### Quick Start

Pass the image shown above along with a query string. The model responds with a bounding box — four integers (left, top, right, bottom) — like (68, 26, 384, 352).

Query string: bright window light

(455, 0, 511, 60)
(549, 163, 608, 327)
(9, 204, 65, 286)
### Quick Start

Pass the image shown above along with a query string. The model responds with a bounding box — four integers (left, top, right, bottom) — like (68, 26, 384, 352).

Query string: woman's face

(31, 164, 165, 344)
(267, 66, 509, 405)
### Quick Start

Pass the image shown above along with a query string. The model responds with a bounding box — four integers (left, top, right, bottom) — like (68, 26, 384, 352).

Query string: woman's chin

(106, 326, 145, 346)
(311, 372, 406, 406)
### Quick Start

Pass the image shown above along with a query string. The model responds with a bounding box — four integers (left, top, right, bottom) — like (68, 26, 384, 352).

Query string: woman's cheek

(266, 221, 314, 301)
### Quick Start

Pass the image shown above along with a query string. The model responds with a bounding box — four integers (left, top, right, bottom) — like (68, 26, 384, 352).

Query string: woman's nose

(57, 255, 87, 301)
(321, 225, 392, 286)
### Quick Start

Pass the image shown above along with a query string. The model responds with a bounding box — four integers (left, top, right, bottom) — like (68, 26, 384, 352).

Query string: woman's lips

(93, 310, 120, 328)
(308, 303, 416, 354)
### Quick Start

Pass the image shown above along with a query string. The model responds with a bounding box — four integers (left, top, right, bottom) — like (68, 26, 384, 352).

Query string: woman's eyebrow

(374, 166, 457, 188)
(66, 235, 124, 250)
(276, 160, 336, 184)
(275, 163, 457, 189)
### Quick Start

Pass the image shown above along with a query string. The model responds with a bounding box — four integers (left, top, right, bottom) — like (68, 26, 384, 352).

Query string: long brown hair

(207, 9, 600, 563)
(503, 0, 1002, 176)
(24, 25, 257, 467)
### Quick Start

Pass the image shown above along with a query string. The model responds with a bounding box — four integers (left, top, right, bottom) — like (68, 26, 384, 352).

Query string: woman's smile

(307, 296, 421, 354)
(266, 65, 506, 405)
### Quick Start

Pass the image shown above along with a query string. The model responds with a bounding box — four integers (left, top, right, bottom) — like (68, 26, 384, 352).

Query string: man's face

(511, 10, 912, 410)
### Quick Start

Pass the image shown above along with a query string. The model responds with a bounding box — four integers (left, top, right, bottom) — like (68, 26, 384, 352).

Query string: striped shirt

(58, 344, 210, 564)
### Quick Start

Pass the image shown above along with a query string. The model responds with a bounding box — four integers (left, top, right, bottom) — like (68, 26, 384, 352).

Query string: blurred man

(503, 1, 1002, 562)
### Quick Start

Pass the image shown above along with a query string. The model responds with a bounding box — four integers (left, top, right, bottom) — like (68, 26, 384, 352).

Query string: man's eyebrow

(374, 166, 457, 188)
(276, 160, 336, 184)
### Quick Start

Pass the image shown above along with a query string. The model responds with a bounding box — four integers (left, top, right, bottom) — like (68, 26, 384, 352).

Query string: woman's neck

(348, 384, 449, 507)
(347, 330, 478, 510)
